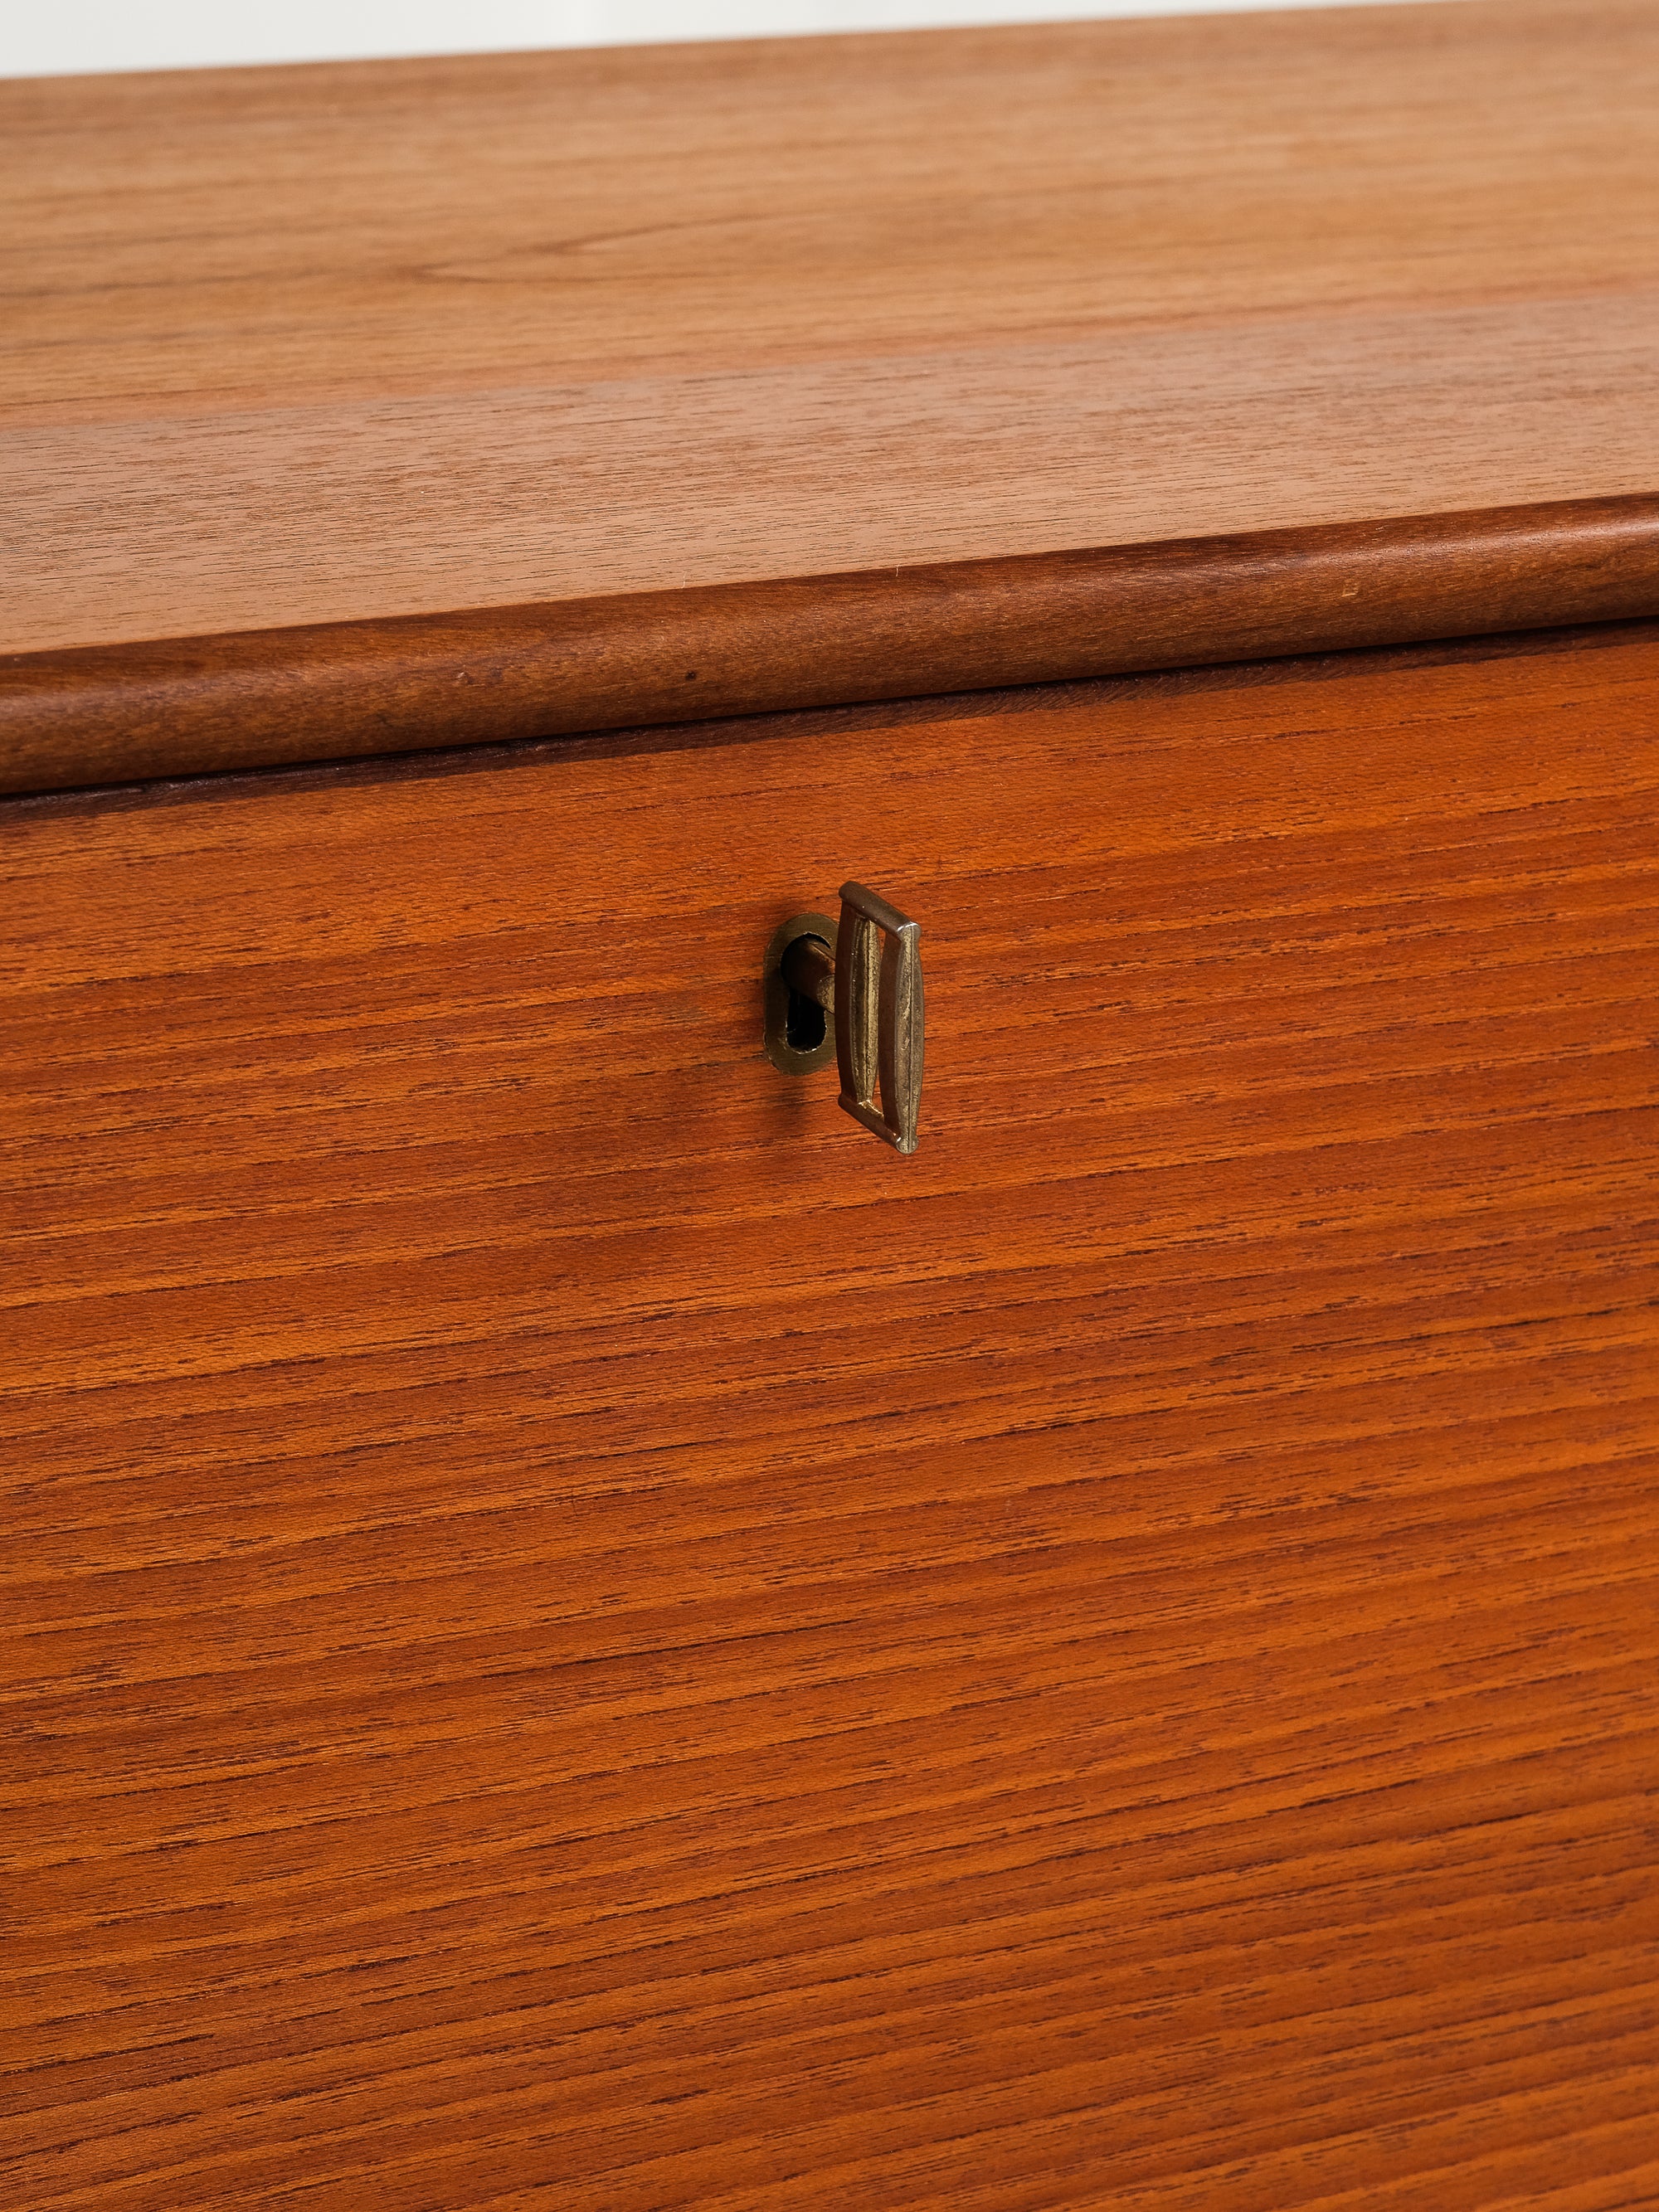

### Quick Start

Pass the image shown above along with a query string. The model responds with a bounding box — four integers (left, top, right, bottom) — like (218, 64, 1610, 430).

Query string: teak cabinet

(4, 6, 1658, 2207)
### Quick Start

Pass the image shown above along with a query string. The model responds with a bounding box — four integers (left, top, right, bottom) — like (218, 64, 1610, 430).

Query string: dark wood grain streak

(3, 629, 1657, 2206)
(6, 493, 1659, 795)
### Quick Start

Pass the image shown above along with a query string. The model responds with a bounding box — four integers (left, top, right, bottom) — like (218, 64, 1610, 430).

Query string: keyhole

(762, 912, 839, 1076)
(786, 978, 826, 1053)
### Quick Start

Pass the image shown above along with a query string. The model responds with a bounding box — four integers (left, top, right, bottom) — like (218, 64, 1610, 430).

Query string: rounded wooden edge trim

(4, 493, 1659, 796)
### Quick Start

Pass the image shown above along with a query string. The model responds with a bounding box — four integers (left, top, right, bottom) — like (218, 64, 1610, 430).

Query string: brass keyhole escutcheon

(761, 912, 839, 1078)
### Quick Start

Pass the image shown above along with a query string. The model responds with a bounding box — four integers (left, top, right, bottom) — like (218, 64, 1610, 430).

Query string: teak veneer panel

(7, 0, 1659, 788)
(3, 627, 1657, 2207)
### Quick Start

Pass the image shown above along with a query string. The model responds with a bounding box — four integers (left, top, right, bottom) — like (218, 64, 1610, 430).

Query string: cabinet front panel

(4, 631, 1658, 2210)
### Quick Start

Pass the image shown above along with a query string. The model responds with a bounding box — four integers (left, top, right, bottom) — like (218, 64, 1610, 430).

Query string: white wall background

(3, 0, 1443, 81)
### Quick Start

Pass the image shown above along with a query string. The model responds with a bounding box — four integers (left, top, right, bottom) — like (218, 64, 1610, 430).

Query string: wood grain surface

(4, 625, 1657, 2207)
(7, 495, 1659, 797)
(6, 0, 1659, 784)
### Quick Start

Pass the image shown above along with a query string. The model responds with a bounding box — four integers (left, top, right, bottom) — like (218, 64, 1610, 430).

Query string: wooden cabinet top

(5, 0, 1659, 791)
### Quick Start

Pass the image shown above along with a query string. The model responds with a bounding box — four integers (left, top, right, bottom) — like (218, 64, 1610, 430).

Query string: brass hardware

(762, 912, 839, 1076)
(762, 884, 924, 1154)
(834, 882, 923, 1155)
